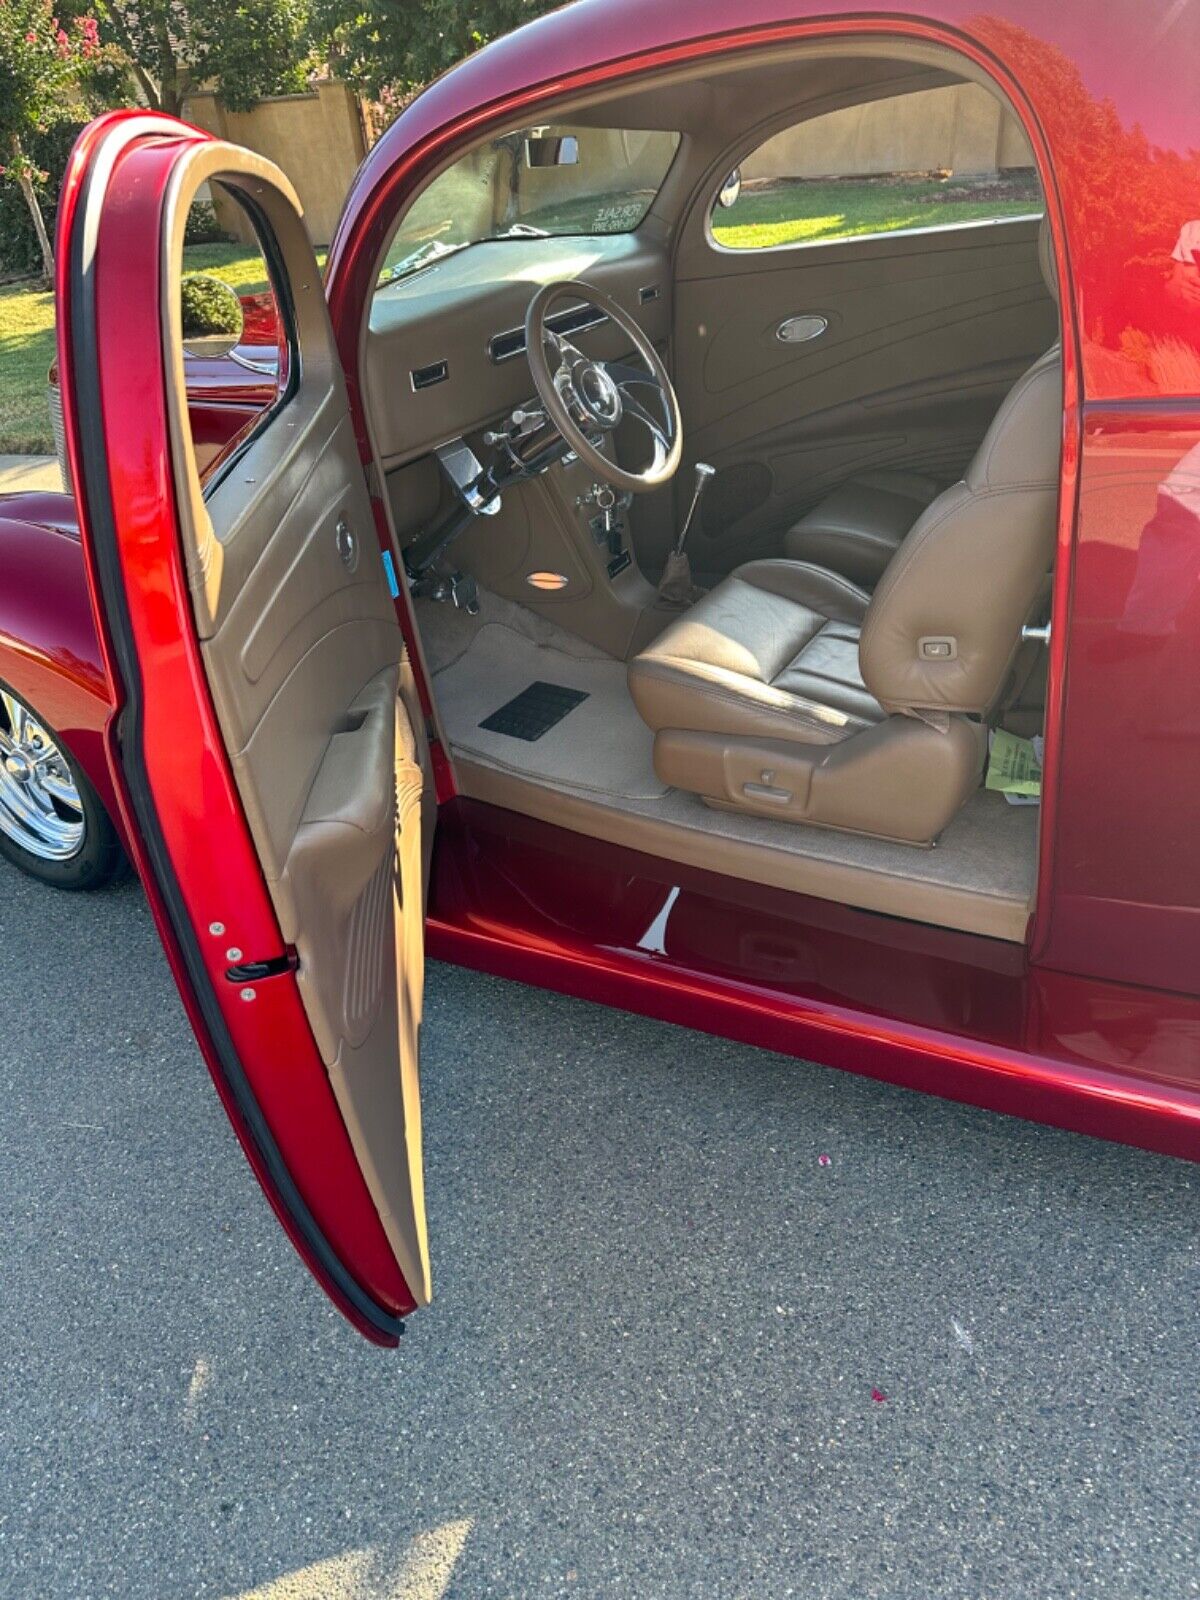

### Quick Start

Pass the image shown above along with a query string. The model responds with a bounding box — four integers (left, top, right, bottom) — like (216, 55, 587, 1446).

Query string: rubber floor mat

(480, 681, 589, 741)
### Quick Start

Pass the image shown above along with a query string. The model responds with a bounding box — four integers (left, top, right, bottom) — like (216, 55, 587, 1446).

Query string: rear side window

(712, 82, 1042, 251)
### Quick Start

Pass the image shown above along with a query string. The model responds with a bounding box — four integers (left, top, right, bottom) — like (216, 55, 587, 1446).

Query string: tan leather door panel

(162, 145, 432, 1305)
(671, 219, 1057, 573)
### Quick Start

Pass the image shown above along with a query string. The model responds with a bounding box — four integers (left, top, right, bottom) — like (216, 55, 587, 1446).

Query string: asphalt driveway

(0, 863, 1196, 1599)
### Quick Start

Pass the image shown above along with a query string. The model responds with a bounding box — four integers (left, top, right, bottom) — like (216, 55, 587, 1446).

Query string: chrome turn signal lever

(483, 407, 548, 447)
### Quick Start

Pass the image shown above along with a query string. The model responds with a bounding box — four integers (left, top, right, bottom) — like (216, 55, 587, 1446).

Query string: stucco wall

(743, 83, 1034, 181)
(182, 80, 368, 247)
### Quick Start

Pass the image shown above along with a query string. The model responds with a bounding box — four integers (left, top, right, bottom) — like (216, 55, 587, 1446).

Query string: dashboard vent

(410, 359, 449, 391)
(638, 284, 661, 303)
(489, 303, 608, 364)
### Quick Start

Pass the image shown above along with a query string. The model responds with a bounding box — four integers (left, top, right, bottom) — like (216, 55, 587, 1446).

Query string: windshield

(376, 125, 680, 287)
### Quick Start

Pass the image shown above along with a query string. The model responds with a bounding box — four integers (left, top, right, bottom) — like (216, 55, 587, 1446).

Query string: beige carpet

(422, 596, 1039, 940)
(433, 622, 668, 801)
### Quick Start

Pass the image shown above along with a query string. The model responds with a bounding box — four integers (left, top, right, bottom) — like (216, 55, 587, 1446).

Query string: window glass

(712, 83, 1042, 251)
(375, 125, 680, 289)
(178, 183, 294, 489)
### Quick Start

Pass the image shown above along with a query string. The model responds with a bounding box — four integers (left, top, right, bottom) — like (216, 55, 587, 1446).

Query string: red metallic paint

(429, 801, 1200, 1162)
(0, 0, 1195, 1342)
(1038, 410, 1200, 993)
(0, 494, 123, 837)
(56, 116, 415, 1340)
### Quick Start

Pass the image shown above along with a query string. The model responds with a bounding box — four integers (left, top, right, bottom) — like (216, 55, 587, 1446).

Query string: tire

(0, 680, 125, 891)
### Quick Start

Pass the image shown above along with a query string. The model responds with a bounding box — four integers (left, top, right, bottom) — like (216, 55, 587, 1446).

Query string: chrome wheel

(0, 688, 86, 862)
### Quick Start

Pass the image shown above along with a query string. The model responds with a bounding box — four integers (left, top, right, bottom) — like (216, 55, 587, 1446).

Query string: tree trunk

(10, 138, 55, 286)
(97, 6, 163, 109)
(159, 26, 185, 118)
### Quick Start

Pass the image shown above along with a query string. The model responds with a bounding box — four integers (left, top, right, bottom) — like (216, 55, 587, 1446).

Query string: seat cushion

(783, 469, 940, 587)
(628, 559, 882, 748)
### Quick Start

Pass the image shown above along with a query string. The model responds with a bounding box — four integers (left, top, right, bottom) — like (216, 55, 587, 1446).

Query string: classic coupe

(1, 0, 1197, 1341)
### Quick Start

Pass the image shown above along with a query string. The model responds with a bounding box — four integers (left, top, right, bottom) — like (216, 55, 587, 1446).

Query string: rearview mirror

(180, 273, 245, 360)
(524, 133, 580, 168)
(716, 167, 743, 210)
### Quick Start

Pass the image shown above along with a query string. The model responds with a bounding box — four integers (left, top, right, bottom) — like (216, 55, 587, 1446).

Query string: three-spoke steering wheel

(524, 280, 683, 495)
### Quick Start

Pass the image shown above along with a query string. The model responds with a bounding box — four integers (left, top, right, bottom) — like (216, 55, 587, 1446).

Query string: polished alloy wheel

(0, 687, 87, 861)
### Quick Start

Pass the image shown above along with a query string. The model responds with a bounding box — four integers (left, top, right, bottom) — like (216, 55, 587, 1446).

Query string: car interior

(183, 36, 1061, 993)
(357, 39, 1060, 946)
(154, 38, 1060, 1294)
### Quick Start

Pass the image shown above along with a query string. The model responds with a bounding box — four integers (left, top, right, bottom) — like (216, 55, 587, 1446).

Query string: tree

(313, 0, 566, 104)
(94, 0, 313, 117)
(0, 0, 100, 283)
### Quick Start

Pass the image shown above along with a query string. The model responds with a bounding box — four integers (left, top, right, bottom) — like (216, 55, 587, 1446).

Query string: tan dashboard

(364, 233, 671, 470)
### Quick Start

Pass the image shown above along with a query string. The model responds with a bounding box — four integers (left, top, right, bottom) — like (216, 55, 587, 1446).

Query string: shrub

(184, 200, 231, 246)
(180, 275, 243, 337)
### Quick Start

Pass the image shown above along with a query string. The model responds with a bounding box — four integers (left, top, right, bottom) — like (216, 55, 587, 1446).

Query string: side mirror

(180, 273, 245, 360)
(715, 167, 743, 210)
(523, 133, 580, 168)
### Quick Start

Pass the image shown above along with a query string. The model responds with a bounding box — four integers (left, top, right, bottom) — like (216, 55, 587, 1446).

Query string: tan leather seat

(784, 468, 942, 588)
(628, 221, 1061, 846)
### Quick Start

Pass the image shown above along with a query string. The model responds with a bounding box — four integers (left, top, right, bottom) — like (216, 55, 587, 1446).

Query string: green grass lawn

(712, 176, 1039, 250)
(0, 243, 324, 455)
(0, 279, 58, 455)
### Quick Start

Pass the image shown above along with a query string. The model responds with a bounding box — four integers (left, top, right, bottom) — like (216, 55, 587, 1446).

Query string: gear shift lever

(675, 462, 716, 556)
(658, 462, 715, 608)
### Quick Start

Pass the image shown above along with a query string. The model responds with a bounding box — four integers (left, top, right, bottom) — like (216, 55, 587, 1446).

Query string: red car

(1, 0, 1198, 1342)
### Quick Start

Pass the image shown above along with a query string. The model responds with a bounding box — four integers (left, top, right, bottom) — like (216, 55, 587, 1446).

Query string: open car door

(57, 114, 433, 1343)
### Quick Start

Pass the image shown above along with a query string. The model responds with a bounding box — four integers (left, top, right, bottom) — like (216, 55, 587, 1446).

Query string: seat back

(859, 218, 1062, 721)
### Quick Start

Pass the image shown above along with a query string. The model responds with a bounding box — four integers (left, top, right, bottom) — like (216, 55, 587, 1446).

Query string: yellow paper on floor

(986, 728, 1042, 803)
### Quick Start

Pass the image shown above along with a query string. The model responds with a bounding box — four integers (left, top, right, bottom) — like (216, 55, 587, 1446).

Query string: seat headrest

(1038, 214, 1059, 305)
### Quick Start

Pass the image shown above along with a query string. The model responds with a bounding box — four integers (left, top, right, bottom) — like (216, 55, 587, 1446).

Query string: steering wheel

(525, 280, 682, 495)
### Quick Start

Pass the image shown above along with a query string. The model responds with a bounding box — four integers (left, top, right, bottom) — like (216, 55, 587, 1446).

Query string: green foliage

(183, 199, 230, 246)
(312, 0, 567, 101)
(0, 0, 107, 279)
(0, 0, 101, 156)
(95, 0, 313, 115)
(0, 117, 85, 276)
(179, 273, 244, 336)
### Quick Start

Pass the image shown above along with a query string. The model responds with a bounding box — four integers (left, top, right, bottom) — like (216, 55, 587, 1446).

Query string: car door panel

(197, 404, 430, 1300)
(164, 152, 435, 1312)
(287, 663, 430, 1301)
(673, 218, 1055, 569)
(59, 114, 431, 1337)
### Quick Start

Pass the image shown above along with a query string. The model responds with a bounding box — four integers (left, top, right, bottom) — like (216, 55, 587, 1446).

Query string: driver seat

(628, 223, 1061, 846)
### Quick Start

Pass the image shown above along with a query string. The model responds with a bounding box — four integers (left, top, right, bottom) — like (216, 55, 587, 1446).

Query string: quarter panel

(1036, 410, 1200, 992)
